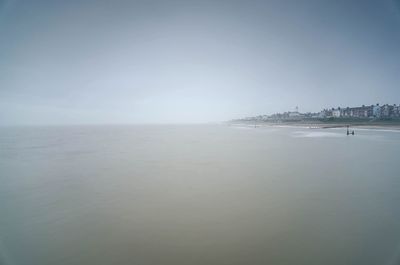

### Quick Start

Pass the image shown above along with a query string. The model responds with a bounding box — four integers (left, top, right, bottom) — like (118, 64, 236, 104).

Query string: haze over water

(1, 125, 400, 265)
(2, 0, 400, 125)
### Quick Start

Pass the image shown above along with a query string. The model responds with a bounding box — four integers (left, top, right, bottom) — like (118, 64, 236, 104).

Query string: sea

(1, 124, 400, 265)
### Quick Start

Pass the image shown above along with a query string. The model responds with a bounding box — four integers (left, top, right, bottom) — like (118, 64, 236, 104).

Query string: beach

(229, 120, 400, 131)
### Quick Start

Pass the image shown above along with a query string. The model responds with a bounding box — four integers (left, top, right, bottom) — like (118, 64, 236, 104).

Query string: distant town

(234, 104, 400, 125)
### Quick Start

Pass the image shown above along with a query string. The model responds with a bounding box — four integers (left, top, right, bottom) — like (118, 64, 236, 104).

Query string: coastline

(228, 121, 400, 131)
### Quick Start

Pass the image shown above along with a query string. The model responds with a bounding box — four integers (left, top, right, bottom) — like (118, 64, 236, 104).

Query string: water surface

(1, 125, 400, 265)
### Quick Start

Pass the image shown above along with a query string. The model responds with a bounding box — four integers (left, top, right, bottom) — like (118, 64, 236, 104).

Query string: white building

(332, 109, 341, 117)
(373, 105, 381, 117)
(288, 111, 301, 117)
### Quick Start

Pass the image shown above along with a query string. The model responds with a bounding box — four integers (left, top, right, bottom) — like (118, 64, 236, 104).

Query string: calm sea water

(1, 125, 400, 265)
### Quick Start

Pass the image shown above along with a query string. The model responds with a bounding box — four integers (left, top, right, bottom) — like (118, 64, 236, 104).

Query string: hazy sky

(1, 0, 400, 125)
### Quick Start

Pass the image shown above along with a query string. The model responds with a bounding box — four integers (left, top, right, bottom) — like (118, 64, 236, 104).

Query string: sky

(1, 0, 400, 125)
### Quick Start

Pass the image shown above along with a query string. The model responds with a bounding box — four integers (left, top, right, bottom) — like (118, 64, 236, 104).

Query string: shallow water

(1, 125, 400, 265)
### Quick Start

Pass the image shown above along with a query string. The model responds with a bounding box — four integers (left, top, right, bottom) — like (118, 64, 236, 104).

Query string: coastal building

(320, 109, 333, 118)
(381, 104, 391, 118)
(325, 104, 400, 119)
(238, 103, 400, 123)
(393, 104, 400, 117)
(332, 109, 341, 117)
(337, 105, 373, 118)
(288, 111, 301, 118)
(354, 105, 371, 118)
(341, 107, 351, 117)
(373, 104, 381, 117)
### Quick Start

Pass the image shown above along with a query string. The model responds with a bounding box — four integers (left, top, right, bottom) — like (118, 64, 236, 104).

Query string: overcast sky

(1, 0, 400, 125)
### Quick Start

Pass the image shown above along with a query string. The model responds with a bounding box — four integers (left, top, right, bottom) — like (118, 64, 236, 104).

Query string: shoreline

(228, 121, 400, 131)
